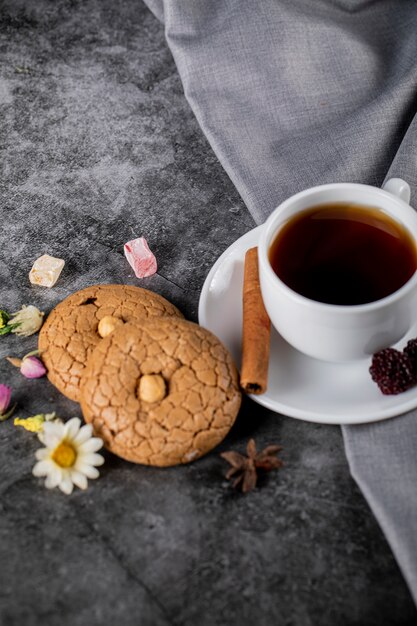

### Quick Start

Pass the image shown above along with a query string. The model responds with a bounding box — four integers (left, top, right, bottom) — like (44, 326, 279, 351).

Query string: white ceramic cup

(258, 178, 417, 362)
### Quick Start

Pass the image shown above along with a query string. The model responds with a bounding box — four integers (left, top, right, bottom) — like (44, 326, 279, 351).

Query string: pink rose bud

(20, 356, 47, 379)
(124, 237, 157, 279)
(0, 384, 15, 421)
(0, 384, 11, 415)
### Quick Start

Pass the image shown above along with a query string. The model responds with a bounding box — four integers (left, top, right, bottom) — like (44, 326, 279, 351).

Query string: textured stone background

(0, 1, 415, 625)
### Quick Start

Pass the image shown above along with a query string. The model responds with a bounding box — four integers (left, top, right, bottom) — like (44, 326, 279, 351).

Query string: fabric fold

(343, 414, 417, 606)
(143, 0, 417, 603)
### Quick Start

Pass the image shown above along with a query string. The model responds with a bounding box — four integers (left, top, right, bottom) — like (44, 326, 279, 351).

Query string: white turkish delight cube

(29, 254, 65, 287)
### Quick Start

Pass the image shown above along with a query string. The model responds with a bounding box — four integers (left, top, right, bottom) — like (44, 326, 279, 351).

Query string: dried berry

(369, 348, 417, 395)
(403, 339, 417, 372)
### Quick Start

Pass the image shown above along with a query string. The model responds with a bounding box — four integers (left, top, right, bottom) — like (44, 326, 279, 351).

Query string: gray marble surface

(0, 1, 415, 625)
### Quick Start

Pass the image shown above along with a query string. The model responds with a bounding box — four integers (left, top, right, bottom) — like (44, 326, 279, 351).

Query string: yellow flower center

(51, 441, 77, 468)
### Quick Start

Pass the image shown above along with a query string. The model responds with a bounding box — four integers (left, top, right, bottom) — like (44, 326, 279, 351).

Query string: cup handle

(382, 178, 411, 204)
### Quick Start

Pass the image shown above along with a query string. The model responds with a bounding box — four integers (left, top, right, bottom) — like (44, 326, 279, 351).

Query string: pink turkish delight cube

(124, 237, 157, 279)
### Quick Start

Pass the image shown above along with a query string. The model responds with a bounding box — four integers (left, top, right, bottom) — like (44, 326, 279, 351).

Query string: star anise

(220, 438, 283, 493)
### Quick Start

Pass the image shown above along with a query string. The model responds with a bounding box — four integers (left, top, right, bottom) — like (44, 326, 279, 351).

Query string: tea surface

(269, 203, 417, 305)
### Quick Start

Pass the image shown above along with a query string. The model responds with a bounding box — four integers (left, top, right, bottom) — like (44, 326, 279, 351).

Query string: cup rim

(258, 182, 417, 314)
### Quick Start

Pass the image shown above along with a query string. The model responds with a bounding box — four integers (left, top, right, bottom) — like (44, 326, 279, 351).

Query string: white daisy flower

(32, 417, 104, 495)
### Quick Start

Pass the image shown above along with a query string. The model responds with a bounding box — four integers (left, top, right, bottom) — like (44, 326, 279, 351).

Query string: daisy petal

(78, 452, 104, 467)
(35, 448, 49, 461)
(78, 437, 103, 453)
(70, 470, 88, 490)
(33, 460, 53, 477)
(43, 433, 62, 449)
(76, 463, 99, 479)
(64, 417, 81, 439)
(73, 423, 93, 445)
(43, 421, 65, 437)
(59, 474, 74, 495)
(45, 467, 62, 489)
(42, 422, 65, 448)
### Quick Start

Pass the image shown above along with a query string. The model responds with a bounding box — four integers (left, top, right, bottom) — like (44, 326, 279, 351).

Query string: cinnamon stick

(240, 247, 271, 394)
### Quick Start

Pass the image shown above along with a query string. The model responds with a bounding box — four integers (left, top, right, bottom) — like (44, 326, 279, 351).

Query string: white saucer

(198, 225, 417, 425)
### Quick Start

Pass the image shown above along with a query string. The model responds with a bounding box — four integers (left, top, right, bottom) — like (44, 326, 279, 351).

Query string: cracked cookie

(38, 284, 183, 402)
(79, 318, 241, 466)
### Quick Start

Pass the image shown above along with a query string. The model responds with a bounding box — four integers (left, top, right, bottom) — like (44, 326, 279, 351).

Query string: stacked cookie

(39, 285, 241, 466)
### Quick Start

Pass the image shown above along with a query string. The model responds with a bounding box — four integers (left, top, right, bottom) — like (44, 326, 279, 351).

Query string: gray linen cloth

(143, 0, 417, 603)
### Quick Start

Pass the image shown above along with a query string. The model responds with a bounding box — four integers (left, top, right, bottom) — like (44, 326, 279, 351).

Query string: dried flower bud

(98, 315, 124, 338)
(138, 374, 166, 403)
(0, 384, 16, 421)
(0, 384, 11, 415)
(6, 351, 47, 379)
(9, 305, 44, 337)
(20, 356, 47, 379)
